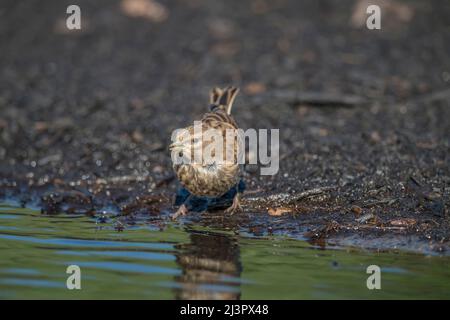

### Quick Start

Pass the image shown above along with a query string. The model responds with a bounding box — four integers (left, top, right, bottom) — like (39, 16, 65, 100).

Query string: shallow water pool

(0, 204, 449, 299)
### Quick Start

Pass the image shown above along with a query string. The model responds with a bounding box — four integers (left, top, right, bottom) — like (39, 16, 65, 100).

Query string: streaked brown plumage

(169, 86, 242, 218)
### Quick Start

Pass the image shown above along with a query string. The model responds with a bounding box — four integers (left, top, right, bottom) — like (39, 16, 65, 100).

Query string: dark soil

(0, 0, 449, 254)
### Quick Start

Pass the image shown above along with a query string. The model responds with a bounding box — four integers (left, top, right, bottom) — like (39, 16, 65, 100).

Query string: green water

(0, 204, 449, 299)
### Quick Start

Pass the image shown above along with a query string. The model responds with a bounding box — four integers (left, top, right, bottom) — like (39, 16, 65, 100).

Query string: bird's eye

(178, 151, 183, 157)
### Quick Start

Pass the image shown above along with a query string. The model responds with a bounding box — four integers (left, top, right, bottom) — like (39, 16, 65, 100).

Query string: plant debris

(268, 207, 292, 216)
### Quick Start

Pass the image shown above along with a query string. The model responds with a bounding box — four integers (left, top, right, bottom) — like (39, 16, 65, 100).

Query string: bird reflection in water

(174, 230, 242, 299)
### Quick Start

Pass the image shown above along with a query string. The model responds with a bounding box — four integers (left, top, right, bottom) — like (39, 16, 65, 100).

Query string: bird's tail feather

(209, 86, 239, 115)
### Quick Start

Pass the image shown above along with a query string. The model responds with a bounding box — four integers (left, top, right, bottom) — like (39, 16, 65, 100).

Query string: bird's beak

(169, 142, 183, 151)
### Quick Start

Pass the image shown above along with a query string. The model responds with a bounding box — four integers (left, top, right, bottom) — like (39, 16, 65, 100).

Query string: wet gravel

(0, 0, 449, 254)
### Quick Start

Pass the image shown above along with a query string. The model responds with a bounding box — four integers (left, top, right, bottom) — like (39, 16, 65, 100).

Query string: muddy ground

(0, 0, 449, 254)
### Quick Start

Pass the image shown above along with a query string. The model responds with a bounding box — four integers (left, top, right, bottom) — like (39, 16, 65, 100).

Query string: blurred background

(1, 0, 449, 227)
(0, 0, 449, 300)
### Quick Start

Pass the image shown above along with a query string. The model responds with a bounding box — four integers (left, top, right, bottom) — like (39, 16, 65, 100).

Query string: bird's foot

(171, 204, 188, 220)
(224, 194, 242, 215)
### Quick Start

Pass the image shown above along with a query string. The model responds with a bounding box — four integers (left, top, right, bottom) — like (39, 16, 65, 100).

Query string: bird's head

(169, 125, 203, 165)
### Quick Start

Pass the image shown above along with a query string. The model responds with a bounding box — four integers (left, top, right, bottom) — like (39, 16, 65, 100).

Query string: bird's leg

(224, 193, 242, 215)
(171, 204, 188, 220)
(171, 195, 192, 220)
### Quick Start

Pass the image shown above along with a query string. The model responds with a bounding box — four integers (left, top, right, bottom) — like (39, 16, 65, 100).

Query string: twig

(360, 198, 397, 208)
(244, 186, 336, 205)
(406, 88, 450, 105)
(290, 186, 336, 203)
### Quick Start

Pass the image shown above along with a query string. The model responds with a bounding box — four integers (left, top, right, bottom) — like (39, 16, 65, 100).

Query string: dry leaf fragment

(268, 207, 292, 216)
(350, 205, 362, 216)
(132, 130, 144, 143)
(121, 0, 169, 23)
(244, 82, 267, 95)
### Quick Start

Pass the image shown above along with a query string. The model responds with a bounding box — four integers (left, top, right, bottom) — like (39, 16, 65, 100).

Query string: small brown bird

(169, 86, 242, 219)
